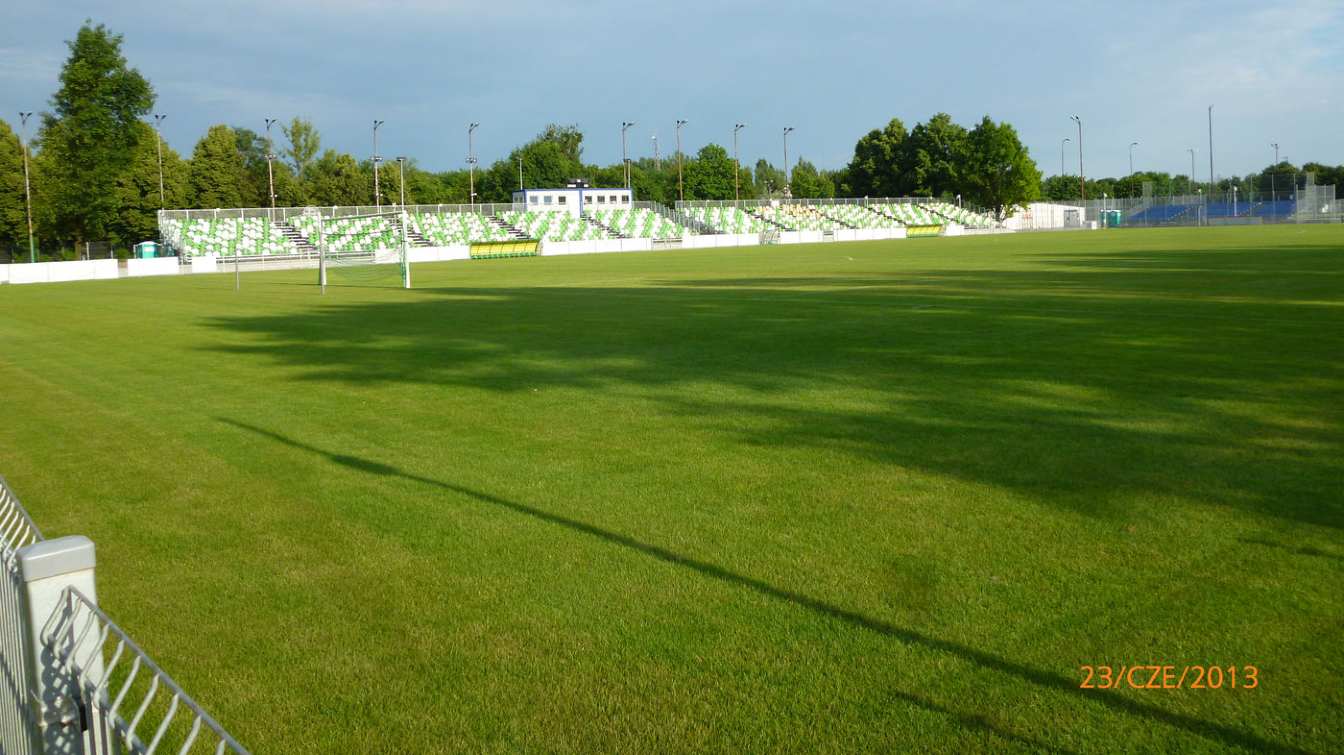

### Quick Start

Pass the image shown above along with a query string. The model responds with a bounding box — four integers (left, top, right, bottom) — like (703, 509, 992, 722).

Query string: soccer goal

(310, 209, 413, 290)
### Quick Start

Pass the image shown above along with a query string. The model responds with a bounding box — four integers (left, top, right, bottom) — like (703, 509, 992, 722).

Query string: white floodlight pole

(1061, 137, 1070, 177)
(396, 156, 407, 207)
(782, 127, 794, 191)
(675, 119, 687, 202)
(1129, 141, 1138, 176)
(1069, 115, 1084, 199)
(373, 119, 384, 209)
(265, 117, 278, 212)
(621, 121, 635, 189)
(1207, 105, 1214, 198)
(20, 112, 36, 262)
(1270, 143, 1279, 201)
(468, 122, 479, 208)
(153, 114, 167, 208)
(733, 123, 746, 201)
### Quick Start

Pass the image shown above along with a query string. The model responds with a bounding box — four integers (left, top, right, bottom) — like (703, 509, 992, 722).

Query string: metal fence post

(17, 536, 102, 755)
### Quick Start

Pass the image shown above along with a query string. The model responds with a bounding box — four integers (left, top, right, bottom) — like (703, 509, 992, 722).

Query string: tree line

(1040, 161, 1344, 202)
(9, 21, 1207, 259)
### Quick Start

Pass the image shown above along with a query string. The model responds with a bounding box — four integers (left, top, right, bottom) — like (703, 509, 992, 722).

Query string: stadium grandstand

(155, 193, 1020, 261)
(157, 197, 1010, 259)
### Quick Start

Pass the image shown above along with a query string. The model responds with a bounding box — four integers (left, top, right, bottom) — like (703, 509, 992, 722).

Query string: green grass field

(1, 226, 1341, 753)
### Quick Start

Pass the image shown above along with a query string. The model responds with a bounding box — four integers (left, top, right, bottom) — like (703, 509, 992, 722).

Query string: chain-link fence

(1047, 184, 1338, 228)
(0, 242, 126, 263)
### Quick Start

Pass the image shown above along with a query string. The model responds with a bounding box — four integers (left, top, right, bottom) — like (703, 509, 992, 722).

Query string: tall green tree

(789, 158, 835, 199)
(232, 127, 272, 207)
(683, 144, 736, 200)
(0, 120, 29, 253)
(628, 158, 675, 204)
(960, 116, 1041, 218)
(281, 117, 321, 179)
(901, 113, 968, 197)
(1301, 162, 1344, 188)
(36, 22, 154, 246)
(843, 118, 908, 197)
(754, 159, 787, 196)
(477, 125, 587, 202)
(189, 125, 247, 208)
(114, 121, 188, 241)
(304, 150, 368, 206)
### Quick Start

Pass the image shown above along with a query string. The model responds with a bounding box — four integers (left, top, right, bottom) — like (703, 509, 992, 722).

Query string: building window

(558, 195, 567, 205)
(598, 195, 606, 204)
(584, 195, 593, 204)
(544, 195, 553, 205)
(621, 195, 630, 204)
(529, 196, 538, 204)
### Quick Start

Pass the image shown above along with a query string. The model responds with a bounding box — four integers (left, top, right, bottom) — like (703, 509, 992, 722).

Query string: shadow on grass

(201, 245, 1344, 530)
(220, 417, 1308, 754)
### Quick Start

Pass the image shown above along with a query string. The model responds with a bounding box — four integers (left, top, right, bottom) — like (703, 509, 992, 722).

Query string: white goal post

(310, 208, 412, 290)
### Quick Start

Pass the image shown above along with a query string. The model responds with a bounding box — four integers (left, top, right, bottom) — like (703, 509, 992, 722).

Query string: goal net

(311, 209, 412, 289)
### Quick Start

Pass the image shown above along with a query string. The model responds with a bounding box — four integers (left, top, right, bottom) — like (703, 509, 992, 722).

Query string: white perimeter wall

(541, 238, 653, 256)
(125, 257, 181, 277)
(833, 228, 907, 242)
(3, 259, 119, 285)
(679, 233, 762, 249)
(407, 245, 471, 263)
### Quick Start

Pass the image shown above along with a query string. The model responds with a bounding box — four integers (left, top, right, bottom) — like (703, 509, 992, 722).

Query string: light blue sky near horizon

(3, 0, 1340, 181)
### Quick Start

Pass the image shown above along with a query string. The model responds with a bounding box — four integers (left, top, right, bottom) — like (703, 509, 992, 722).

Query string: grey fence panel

(41, 588, 249, 755)
(2, 475, 249, 755)
(0, 475, 42, 755)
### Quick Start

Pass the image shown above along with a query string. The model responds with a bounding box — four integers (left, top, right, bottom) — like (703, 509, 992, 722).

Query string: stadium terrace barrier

(778, 231, 825, 245)
(833, 228, 907, 242)
(125, 258, 181, 277)
(0, 474, 249, 754)
(3, 260, 119, 285)
(0, 265, 8, 284)
(541, 238, 653, 256)
(407, 246, 471, 263)
(679, 233, 761, 249)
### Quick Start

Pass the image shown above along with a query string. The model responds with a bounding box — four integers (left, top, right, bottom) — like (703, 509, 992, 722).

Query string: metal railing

(0, 475, 43, 755)
(0, 475, 248, 755)
(41, 589, 248, 755)
(158, 203, 523, 223)
(1044, 185, 1339, 228)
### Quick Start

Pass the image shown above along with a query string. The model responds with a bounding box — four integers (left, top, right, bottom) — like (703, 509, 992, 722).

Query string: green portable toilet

(134, 241, 159, 258)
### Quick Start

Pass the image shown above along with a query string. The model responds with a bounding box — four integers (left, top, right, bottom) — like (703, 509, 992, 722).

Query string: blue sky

(3, 0, 1340, 179)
